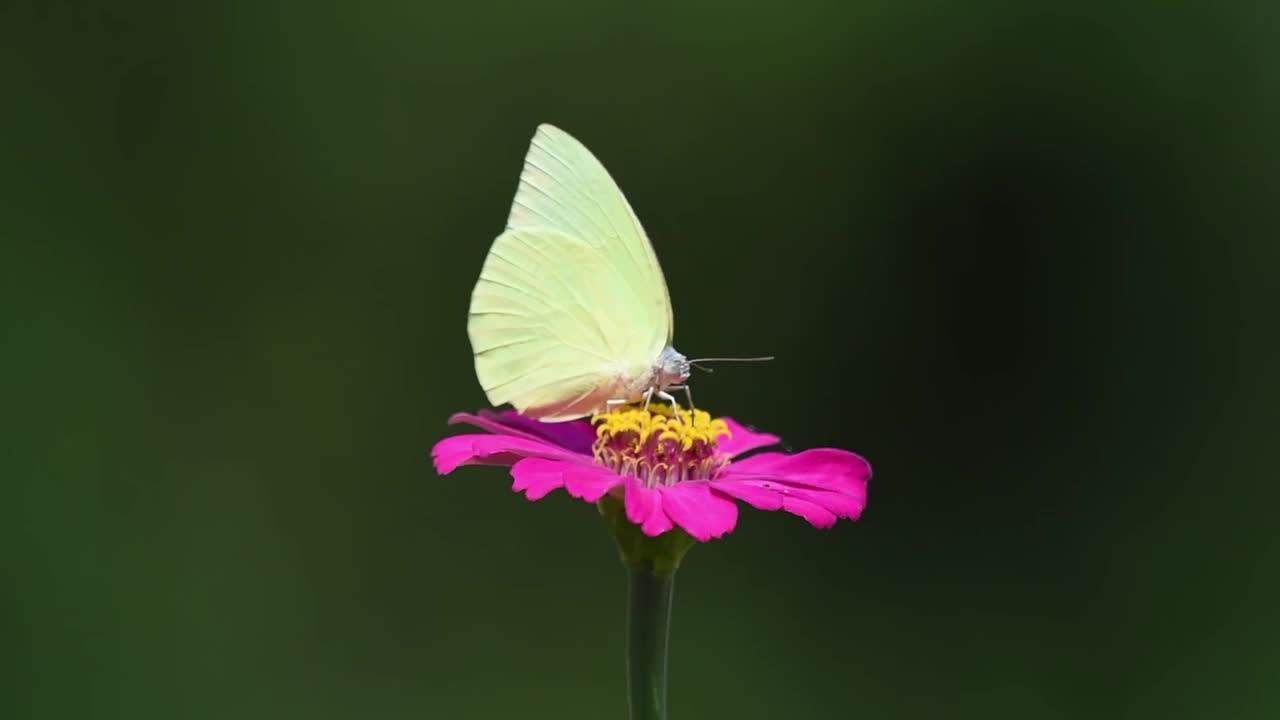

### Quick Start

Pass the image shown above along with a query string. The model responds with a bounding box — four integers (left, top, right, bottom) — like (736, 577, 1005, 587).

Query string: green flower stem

(626, 567, 675, 720)
(599, 495, 696, 720)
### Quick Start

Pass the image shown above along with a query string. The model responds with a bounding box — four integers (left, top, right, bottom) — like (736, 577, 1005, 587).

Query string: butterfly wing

(469, 228, 660, 421)
(507, 124, 674, 345)
(468, 125, 675, 421)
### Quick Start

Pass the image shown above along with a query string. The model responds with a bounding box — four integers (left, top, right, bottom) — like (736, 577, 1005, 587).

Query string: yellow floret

(592, 405, 731, 450)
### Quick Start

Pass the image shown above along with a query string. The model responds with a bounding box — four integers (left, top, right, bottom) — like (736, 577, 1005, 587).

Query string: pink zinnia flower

(432, 407, 871, 541)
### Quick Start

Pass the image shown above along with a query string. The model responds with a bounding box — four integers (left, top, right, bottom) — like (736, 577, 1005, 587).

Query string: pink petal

(562, 465, 625, 502)
(717, 417, 781, 458)
(642, 507, 674, 536)
(431, 434, 587, 475)
(778, 496, 838, 528)
(625, 479, 673, 536)
(724, 448, 871, 494)
(709, 481, 783, 512)
(657, 482, 738, 541)
(712, 448, 871, 528)
(625, 478, 657, 524)
(726, 480, 864, 517)
(508, 458, 623, 502)
(510, 457, 567, 500)
(711, 479, 849, 528)
(449, 411, 596, 456)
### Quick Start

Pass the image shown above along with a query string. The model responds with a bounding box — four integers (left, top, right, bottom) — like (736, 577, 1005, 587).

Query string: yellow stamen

(592, 406, 731, 450)
(590, 406, 732, 486)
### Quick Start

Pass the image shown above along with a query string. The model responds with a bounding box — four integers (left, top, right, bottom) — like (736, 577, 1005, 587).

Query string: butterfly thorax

(608, 346, 689, 409)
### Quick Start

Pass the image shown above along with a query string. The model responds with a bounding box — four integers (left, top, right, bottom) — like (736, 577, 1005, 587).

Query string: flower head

(432, 406, 871, 542)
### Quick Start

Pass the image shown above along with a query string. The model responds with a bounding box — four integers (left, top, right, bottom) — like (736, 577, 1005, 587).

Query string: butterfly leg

(664, 385, 695, 412)
(641, 387, 654, 412)
(658, 385, 695, 423)
(652, 390, 681, 418)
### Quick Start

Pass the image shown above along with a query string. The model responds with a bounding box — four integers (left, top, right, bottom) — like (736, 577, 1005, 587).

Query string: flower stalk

(601, 494, 692, 720)
(626, 567, 675, 720)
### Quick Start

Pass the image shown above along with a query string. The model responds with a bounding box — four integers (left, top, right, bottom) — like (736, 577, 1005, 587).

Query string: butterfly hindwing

(469, 229, 652, 421)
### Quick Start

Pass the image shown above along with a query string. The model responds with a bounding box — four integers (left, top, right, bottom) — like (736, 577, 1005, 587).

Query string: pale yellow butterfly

(466, 124, 691, 422)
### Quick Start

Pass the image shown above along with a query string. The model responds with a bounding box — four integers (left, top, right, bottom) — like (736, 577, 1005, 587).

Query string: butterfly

(466, 124, 702, 422)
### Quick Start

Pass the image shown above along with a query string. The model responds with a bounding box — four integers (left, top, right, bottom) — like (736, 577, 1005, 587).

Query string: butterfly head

(655, 345, 691, 389)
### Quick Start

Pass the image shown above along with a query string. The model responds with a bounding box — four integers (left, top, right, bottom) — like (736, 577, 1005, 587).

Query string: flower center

(591, 406, 731, 487)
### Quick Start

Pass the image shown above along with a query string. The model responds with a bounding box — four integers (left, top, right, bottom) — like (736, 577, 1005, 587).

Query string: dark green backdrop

(4, 1, 1277, 718)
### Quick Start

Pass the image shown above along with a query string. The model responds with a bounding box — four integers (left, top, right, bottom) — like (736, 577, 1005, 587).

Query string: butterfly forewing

(468, 125, 676, 421)
(506, 124, 674, 345)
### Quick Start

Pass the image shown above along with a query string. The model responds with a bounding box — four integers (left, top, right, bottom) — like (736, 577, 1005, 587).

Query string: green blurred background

(4, 1, 1277, 717)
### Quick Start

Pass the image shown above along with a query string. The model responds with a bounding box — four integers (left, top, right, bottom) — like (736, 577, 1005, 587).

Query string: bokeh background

(4, 1, 1278, 718)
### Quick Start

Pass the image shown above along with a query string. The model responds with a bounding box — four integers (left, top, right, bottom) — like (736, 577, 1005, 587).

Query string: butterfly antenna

(688, 356, 774, 374)
(687, 356, 776, 364)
